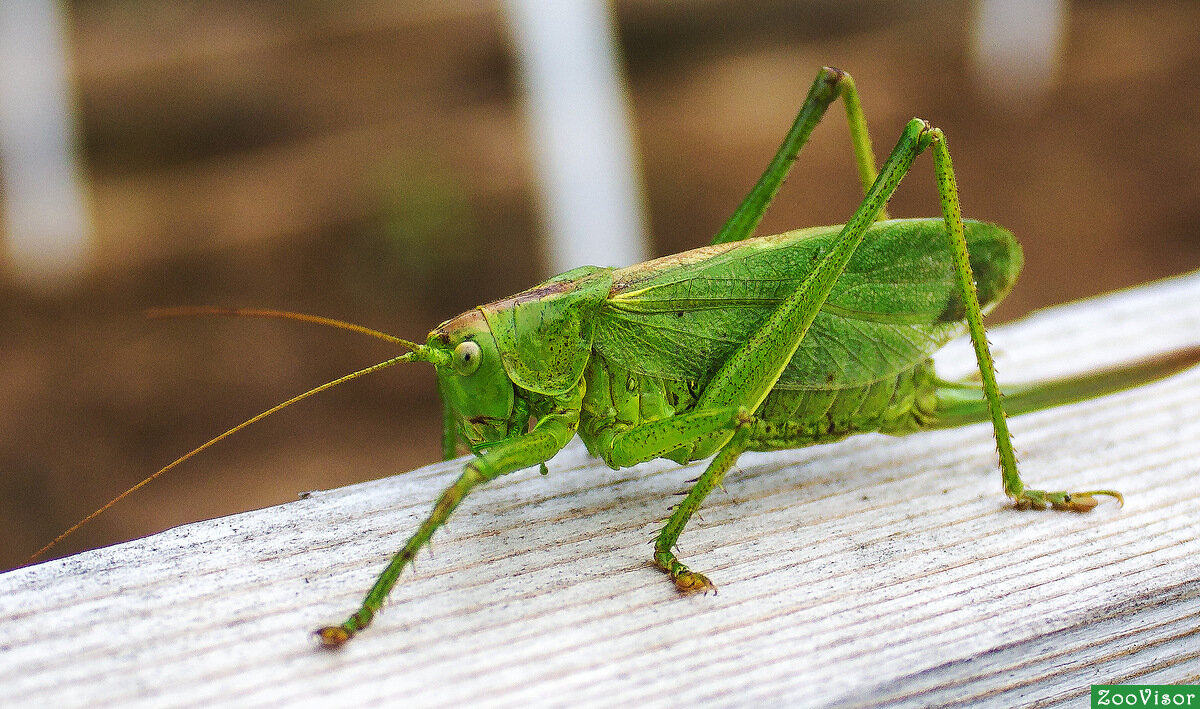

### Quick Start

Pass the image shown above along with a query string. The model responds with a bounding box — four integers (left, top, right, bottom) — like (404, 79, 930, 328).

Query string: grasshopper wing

(596, 218, 1021, 391)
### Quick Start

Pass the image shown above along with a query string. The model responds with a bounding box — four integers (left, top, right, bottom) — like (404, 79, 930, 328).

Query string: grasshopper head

(423, 266, 614, 450)
(427, 309, 518, 447)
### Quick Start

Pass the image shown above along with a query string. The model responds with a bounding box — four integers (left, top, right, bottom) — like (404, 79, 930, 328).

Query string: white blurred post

(503, 0, 650, 274)
(971, 0, 1069, 107)
(0, 0, 90, 288)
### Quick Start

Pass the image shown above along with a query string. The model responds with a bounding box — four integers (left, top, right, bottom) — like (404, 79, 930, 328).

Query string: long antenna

(30, 306, 439, 564)
(147, 307, 425, 351)
(29, 353, 418, 564)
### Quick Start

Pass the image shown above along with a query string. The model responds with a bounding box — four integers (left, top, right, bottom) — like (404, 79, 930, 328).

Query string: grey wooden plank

(3, 272, 1200, 709)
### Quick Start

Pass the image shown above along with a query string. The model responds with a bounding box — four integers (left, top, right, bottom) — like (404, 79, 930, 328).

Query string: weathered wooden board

(4, 273, 1200, 708)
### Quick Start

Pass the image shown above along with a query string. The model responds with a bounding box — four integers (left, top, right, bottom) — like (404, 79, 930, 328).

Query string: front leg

(315, 390, 581, 648)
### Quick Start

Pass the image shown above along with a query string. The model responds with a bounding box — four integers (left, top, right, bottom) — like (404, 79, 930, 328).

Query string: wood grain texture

(4, 273, 1200, 708)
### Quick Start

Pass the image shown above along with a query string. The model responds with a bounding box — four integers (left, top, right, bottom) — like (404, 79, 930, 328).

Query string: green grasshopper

(33, 67, 1199, 648)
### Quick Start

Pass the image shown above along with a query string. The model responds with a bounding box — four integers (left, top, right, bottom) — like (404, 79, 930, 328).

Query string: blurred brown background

(2, 0, 1198, 570)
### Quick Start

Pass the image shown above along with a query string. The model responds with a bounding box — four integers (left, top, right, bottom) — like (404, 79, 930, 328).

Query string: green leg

(643, 124, 931, 597)
(587, 406, 756, 590)
(659, 117, 1115, 596)
(711, 66, 885, 247)
(650, 120, 931, 592)
(437, 378, 458, 461)
(315, 391, 581, 648)
(585, 403, 759, 592)
(927, 133, 1121, 512)
(654, 425, 750, 592)
(595, 405, 747, 468)
(698, 118, 930, 423)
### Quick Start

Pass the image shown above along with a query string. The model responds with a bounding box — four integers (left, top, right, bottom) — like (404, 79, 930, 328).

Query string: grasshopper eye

(453, 340, 482, 376)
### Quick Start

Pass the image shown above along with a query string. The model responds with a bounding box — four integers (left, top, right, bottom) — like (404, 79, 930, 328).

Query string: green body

(312, 67, 1194, 647)
(435, 218, 1020, 470)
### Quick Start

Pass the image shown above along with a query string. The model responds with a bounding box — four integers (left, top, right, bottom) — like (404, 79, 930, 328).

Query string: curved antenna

(28, 352, 418, 564)
(147, 306, 426, 352)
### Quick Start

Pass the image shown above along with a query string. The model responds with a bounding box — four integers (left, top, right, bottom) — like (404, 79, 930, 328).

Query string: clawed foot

(655, 550, 717, 594)
(1013, 488, 1124, 513)
(673, 569, 716, 594)
(314, 625, 352, 649)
